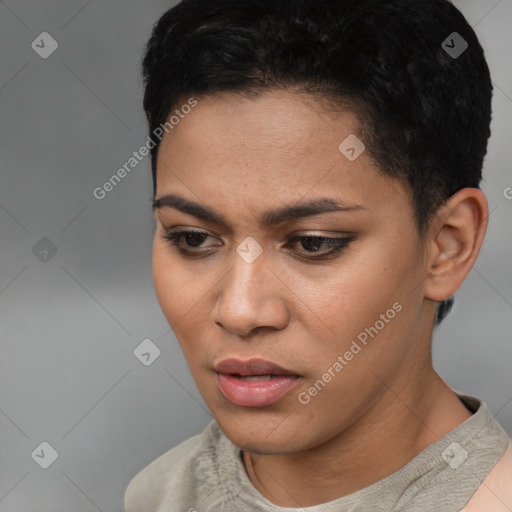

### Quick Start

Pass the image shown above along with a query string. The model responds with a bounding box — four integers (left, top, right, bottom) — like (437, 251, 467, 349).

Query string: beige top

(124, 394, 512, 511)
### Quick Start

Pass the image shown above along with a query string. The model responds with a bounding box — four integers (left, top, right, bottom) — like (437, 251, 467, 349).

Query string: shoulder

(461, 438, 512, 512)
(124, 420, 224, 512)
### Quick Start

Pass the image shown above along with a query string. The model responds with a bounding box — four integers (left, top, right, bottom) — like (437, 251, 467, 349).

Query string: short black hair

(141, 0, 492, 325)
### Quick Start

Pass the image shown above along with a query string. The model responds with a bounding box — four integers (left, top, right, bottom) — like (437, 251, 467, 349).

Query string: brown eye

(181, 232, 208, 247)
(162, 230, 356, 260)
(161, 229, 217, 256)
(288, 235, 356, 258)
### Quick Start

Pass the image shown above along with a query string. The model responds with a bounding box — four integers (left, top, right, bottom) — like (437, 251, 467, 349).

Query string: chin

(213, 409, 311, 454)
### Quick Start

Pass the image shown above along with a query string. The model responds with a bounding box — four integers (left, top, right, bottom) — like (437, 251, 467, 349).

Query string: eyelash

(161, 229, 356, 260)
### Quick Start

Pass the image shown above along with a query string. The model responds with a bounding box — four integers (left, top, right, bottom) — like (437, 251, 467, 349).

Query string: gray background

(0, 1, 511, 510)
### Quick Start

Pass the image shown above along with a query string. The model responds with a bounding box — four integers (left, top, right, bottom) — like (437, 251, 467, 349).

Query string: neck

(242, 370, 473, 508)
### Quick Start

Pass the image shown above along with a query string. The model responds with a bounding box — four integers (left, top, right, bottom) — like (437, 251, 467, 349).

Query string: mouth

(229, 374, 285, 381)
(214, 358, 301, 407)
(214, 357, 300, 377)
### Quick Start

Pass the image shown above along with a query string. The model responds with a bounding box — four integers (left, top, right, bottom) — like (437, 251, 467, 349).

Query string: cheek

(152, 240, 188, 324)
(151, 239, 215, 351)
(292, 257, 398, 337)
(296, 241, 420, 369)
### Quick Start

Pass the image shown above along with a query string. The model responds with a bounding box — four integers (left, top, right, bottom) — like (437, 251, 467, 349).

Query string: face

(152, 89, 430, 455)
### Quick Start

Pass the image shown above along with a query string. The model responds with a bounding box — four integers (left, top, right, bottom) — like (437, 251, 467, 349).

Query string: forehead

(155, 90, 412, 225)
(159, 90, 360, 165)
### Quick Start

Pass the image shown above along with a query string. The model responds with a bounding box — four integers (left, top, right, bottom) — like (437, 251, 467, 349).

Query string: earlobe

(424, 188, 488, 302)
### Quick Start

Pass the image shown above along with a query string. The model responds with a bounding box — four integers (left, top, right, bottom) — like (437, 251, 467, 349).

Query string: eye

(287, 235, 356, 259)
(161, 230, 356, 260)
(161, 229, 216, 256)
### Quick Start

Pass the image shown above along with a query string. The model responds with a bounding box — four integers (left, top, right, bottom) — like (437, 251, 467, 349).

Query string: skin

(151, 89, 488, 507)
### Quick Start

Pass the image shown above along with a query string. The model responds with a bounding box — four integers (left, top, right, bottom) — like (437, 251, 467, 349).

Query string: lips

(215, 358, 300, 377)
(215, 358, 301, 407)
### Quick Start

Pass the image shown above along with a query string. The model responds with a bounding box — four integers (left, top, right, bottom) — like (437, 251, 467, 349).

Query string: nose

(212, 250, 290, 338)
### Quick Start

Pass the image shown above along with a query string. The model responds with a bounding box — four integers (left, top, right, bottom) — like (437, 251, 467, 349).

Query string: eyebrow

(152, 194, 365, 228)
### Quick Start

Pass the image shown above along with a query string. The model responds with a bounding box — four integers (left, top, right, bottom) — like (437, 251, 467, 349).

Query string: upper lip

(215, 358, 300, 377)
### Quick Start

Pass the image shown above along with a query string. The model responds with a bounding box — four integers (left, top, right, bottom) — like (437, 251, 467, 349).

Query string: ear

(424, 188, 488, 302)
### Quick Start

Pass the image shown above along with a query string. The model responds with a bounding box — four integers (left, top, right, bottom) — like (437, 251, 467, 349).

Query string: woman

(125, 0, 512, 510)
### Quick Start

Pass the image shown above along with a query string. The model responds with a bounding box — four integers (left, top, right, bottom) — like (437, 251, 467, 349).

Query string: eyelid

(288, 230, 355, 238)
(161, 227, 356, 260)
(161, 227, 354, 242)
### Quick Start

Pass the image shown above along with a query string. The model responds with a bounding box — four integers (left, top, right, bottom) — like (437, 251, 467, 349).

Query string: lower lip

(217, 373, 300, 407)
